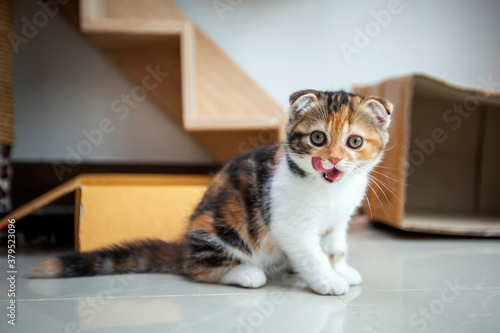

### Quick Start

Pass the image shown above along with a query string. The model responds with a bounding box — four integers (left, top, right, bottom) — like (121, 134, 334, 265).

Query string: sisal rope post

(0, 0, 14, 214)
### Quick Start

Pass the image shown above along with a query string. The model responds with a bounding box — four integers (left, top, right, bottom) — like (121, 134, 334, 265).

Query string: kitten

(31, 90, 392, 295)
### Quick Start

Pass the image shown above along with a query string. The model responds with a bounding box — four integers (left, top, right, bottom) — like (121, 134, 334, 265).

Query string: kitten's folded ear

(289, 89, 320, 118)
(363, 97, 393, 130)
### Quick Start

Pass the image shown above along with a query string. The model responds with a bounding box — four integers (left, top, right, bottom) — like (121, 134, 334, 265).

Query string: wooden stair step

(77, 0, 286, 162)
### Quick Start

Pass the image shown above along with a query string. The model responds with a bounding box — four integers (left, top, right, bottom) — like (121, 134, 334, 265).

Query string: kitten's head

(286, 89, 393, 184)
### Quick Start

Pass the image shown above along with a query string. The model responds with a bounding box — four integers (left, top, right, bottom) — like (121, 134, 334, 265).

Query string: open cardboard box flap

(0, 174, 211, 251)
(353, 74, 500, 236)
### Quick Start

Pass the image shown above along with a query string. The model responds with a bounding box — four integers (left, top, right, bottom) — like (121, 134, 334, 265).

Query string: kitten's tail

(30, 239, 182, 278)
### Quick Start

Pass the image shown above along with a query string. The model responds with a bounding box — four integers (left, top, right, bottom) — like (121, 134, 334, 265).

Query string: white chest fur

(270, 157, 368, 237)
(259, 156, 368, 293)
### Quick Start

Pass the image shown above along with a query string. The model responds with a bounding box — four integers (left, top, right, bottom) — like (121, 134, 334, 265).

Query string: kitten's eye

(347, 136, 363, 149)
(310, 131, 327, 146)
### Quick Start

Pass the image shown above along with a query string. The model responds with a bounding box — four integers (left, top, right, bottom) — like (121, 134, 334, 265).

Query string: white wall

(12, 0, 500, 163)
(12, 0, 214, 164)
(171, 0, 500, 106)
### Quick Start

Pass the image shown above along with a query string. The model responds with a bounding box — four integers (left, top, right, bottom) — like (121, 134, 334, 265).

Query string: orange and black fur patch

(32, 145, 283, 280)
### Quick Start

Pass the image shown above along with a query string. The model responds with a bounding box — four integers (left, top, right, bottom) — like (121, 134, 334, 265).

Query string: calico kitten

(32, 89, 393, 295)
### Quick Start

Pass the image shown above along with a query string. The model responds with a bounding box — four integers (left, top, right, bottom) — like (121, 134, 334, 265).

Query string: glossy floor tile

(1, 225, 499, 332)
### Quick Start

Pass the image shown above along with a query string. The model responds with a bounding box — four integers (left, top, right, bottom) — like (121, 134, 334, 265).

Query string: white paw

(221, 265, 267, 288)
(309, 274, 349, 295)
(335, 266, 362, 286)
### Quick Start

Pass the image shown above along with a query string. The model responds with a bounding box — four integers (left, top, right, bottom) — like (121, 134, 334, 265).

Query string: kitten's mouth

(311, 157, 343, 184)
(322, 169, 343, 183)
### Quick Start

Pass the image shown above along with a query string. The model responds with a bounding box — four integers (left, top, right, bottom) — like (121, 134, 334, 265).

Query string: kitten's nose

(328, 156, 342, 167)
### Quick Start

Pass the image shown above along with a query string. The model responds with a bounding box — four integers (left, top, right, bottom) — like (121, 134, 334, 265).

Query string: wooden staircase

(76, 0, 286, 163)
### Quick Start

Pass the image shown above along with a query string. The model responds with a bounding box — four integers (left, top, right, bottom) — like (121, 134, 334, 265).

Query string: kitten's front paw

(309, 275, 349, 295)
(335, 266, 362, 286)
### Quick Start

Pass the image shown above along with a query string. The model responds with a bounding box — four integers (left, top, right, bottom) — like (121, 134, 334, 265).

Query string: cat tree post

(0, 0, 14, 215)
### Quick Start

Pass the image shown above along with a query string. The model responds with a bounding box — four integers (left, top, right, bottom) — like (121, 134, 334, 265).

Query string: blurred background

(2, 3, 499, 331)
(2, 0, 500, 242)
(13, 0, 500, 164)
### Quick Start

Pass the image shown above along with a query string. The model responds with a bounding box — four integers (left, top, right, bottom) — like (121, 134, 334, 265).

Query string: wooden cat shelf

(77, 0, 286, 162)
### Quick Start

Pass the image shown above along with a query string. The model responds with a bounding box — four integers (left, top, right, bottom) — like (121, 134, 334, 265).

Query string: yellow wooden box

(0, 174, 211, 251)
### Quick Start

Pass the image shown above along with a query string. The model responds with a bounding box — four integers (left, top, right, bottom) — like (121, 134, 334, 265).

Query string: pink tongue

(312, 157, 327, 172)
(312, 157, 343, 183)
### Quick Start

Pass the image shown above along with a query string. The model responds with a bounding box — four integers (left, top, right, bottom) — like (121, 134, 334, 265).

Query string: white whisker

(366, 182, 387, 217)
(363, 193, 373, 219)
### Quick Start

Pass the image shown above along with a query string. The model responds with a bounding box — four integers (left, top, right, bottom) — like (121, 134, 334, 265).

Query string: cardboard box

(0, 174, 211, 251)
(353, 74, 500, 236)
